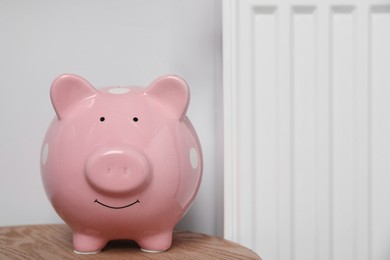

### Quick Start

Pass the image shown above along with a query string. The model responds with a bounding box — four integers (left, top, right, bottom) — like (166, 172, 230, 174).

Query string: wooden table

(0, 224, 260, 259)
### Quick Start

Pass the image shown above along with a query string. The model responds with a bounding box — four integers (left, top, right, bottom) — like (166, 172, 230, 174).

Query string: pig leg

(72, 232, 107, 254)
(138, 231, 173, 252)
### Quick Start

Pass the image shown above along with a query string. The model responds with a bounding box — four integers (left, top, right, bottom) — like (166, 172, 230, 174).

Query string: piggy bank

(40, 74, 202, 254)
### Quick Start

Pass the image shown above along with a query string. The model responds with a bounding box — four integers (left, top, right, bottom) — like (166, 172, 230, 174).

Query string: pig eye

(100, 117, 105, 122)
(133, 117, 138, 122)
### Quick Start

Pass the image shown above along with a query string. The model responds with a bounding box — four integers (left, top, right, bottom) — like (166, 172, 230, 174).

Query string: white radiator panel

(223, 1, 390, 259)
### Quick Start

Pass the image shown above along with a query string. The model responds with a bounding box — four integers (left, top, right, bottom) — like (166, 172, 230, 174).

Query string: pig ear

(146, 75, 190, 119)
(50, 74, 97, 120)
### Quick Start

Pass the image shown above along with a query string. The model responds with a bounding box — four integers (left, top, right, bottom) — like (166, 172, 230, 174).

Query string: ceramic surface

(40, 74, 203, 253)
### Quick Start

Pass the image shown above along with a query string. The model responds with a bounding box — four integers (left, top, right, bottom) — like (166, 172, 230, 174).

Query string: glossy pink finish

(40, 74, 203, 254)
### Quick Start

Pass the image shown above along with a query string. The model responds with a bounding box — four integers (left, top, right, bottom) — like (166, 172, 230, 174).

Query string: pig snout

(85, 147, 151, 195)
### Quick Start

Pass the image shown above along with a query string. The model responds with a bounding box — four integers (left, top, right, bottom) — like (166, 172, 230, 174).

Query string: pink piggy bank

(40, 74, 202, 254)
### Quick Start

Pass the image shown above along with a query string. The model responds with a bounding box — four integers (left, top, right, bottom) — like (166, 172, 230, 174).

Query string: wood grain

(0, 224, 261, 259)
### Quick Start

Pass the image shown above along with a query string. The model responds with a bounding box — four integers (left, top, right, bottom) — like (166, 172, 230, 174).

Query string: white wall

(0, 0, 223, 236)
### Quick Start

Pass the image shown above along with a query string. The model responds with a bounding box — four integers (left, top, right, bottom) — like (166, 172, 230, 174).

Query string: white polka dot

(107, 87, 130, 94)
(189, 147, 198, 170)
(41, 143, 49, 165)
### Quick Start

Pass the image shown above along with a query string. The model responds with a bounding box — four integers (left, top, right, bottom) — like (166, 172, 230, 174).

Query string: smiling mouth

(94, 199, 140, 209)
